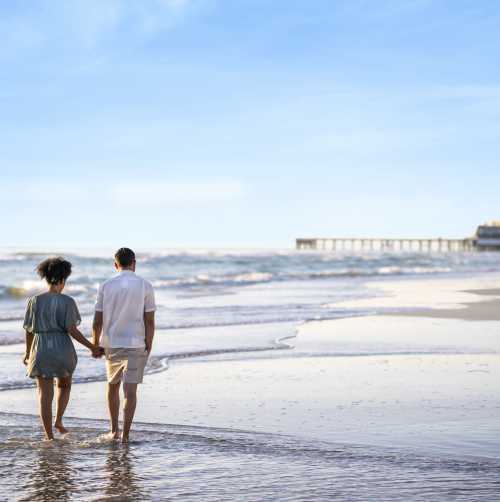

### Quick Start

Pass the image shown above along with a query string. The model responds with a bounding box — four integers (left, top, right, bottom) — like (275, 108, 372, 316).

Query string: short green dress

(23, 293, 81, 379)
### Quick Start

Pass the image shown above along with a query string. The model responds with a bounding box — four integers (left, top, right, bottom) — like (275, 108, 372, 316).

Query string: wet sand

(378, 282, 500, 322)
(390, 297, 500, 321)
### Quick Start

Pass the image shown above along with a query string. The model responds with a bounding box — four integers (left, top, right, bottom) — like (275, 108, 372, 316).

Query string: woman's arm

(92, 311, 103, 348)
(23, 330, 34, 365)
(68, 325, 103, 358)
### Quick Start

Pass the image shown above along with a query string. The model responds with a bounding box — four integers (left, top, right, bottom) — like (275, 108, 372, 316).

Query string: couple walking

(23, 247, 155, 443)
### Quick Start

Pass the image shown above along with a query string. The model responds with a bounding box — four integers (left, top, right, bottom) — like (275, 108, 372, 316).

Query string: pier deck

(296, 237, 475, 252)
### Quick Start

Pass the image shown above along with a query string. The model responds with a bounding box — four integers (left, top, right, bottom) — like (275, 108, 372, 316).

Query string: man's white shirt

(95, 270, 156, 349)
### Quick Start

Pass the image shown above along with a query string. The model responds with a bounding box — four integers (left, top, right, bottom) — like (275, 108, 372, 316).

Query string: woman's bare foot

(105, 431, 120, 440)
(121, 434, 129, 444)
(54, 422, 69, 434)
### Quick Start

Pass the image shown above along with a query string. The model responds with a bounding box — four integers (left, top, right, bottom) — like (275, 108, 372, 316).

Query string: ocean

(1, 249, 500, 501)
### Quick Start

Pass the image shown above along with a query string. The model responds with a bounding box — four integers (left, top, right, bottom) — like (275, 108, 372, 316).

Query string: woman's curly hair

(36, 257, 72, 285)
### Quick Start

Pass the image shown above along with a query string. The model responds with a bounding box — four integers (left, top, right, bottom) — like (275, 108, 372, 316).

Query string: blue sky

(1, 0, 499, 248)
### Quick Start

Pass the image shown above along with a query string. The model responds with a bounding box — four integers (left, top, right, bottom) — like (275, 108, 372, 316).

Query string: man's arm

(92, 311, 103, 347)
(144, 311, 155, 354)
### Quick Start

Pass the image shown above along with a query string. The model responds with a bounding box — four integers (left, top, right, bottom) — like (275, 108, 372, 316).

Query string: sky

(1, 0, 499, 248)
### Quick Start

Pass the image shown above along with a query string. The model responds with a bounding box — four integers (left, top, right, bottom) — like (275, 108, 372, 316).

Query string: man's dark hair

(115, 247, 136, 268)
(37, 257, 72, 285)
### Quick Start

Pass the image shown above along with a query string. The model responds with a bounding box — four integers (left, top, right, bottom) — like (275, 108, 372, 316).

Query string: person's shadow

(104, 443, 147, 501)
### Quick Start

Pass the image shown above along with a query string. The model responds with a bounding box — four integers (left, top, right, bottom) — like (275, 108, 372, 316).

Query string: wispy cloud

(426, 85, 500, 101)
(0, 178, 244, 208)
(339, 0, 434, 21)
(60, 0, 200, 46)
(110, 180, 244, 207)
(0, 0, 201, 55)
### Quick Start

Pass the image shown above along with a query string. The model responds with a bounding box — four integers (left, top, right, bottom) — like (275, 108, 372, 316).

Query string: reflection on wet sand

(4, 416, 500, 501)
(104, 443, 147, 501)
(14, 436, 148, 502)
(21, 442, 75, 502)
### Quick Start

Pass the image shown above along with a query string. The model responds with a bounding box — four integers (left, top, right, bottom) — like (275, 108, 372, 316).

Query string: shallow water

(2, 250, 500, 500)
(2, 249, 500, 386)
(1, 413, 499, 502)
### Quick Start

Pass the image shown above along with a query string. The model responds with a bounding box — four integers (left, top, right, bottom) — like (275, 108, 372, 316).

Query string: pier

(296, 237, 476, 252)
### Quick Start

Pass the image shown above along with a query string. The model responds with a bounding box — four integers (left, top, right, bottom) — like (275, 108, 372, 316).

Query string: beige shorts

(105, 348, 149, 384)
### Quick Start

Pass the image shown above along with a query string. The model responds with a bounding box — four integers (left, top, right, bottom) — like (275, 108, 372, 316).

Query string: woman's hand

(22, 353, 29, 366)
(90, 345, 104, 358)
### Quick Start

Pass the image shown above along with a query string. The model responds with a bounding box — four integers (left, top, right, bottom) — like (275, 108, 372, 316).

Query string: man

(92, 247, 156, 443)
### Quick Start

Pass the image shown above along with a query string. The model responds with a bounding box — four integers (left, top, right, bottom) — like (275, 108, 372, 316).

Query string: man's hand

(91, 345, 105, 358)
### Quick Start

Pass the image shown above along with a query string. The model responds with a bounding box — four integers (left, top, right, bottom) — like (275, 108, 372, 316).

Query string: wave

(0, 332, 25, 346)
(149, 266, 455, 290)
(0, 281, 94, 301)
(297, 266, 453, 279)
(0, 286, 31, 300)
(0, 324, 298, 391)
(2, 248, 500, 302)
(151, 272, 274, 288)
(0, 264, 456, 302)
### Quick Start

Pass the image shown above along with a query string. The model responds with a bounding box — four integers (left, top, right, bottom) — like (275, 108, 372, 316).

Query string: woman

(23, 257, 102, 440)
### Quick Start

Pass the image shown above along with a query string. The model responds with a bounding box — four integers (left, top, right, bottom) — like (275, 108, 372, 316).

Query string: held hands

(91, 345, 105, 358)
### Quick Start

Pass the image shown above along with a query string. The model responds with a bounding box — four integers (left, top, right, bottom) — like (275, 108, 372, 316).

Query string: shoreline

(0, 273, 499, 459)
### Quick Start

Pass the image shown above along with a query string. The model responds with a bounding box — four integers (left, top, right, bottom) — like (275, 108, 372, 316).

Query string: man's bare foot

(105, 431, 120, 440)
(54, 422, 69, 434)
(121, 434, 129, 444)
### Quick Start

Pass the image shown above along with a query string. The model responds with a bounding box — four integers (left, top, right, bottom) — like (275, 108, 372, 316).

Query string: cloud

(0, 0, 200, 55)
(59, 0, 199, 47)
(109, 180, 244, 207)
(340, 0, 434, 21)
(426, 85, 500, 101)
(1, 178, 244, 208)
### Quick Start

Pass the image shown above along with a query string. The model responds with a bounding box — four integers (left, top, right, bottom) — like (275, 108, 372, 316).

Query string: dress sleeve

(23, 297, 36, 333)
(64, 297, 82, 330)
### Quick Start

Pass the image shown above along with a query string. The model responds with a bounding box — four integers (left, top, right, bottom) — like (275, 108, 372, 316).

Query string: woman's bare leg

(54, 376, 72, 433)
(36, 377, 54, 440)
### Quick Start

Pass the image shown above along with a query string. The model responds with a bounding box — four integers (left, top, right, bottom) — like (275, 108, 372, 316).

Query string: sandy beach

(2, 262, 500, 500)
(2, 275, 500, 462)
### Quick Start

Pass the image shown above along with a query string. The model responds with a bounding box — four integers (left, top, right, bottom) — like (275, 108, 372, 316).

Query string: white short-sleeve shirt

(95, 270, 156, 349)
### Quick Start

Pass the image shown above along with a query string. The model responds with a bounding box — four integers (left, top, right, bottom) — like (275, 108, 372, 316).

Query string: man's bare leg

(107, 382, 121, 439)
(36, 377, 54, 440)
(121, 383, 138, 443)
(54, 376, 72, 434)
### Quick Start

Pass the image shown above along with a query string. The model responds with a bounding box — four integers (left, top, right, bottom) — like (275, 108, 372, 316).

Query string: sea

(1, 248, 500, 501)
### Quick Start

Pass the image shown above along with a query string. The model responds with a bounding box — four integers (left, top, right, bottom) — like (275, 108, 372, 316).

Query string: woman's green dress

(23, 292, 80, 379)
